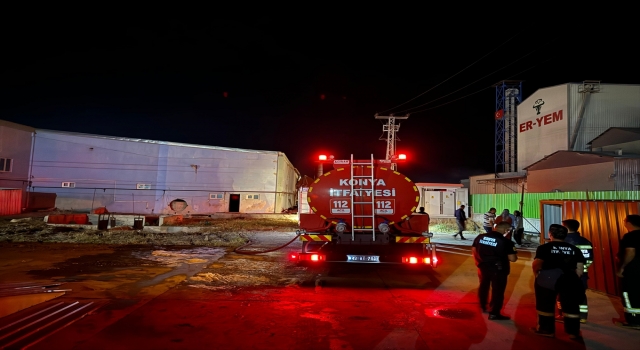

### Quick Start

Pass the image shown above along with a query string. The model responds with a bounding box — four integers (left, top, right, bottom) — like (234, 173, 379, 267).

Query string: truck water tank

(306, 164, 419, 228)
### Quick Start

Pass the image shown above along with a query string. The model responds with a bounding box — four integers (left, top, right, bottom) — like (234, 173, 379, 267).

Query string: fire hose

(233, 231, 303, 255)
(232, 222, 332, 255)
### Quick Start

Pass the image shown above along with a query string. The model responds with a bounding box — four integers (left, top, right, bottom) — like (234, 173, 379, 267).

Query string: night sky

(1, 13, 636, 183)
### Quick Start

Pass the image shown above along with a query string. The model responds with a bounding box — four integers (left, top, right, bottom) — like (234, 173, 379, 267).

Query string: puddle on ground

(28, 247, 226, 294)
(134, 248, 225, 267)
(131, 248, 226, 290)
(188, 272, 271, 285)
(28, 248, 161, 279)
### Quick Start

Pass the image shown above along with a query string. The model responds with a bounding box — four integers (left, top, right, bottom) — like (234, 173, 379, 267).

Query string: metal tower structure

(374, 114, 409, 171)
(494, 81, 522, 174)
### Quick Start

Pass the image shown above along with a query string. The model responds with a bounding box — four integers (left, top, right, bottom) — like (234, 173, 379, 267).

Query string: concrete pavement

(430, 231, 640, 349)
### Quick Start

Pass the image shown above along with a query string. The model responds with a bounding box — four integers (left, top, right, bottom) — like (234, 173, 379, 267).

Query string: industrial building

(525, 150, 640, 192)
(0, 120, 34, 215)
(517, 82, 640, 171)
(470, 81, 640, 233)
(0, 120, 299, 215)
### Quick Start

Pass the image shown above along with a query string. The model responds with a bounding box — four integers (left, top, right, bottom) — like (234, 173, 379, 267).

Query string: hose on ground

(234, 231, 303, 255)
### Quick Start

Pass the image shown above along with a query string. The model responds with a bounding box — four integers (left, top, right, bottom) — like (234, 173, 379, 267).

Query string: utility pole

(375, 114, 409, 170)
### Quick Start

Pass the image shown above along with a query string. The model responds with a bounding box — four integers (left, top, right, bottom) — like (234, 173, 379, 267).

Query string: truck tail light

(296, 253, 326, 262)
(402, 257, 433, 265)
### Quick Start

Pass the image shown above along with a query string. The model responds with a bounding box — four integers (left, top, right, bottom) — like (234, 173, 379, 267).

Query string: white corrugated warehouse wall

(30, 130, 299, 214)
(567, 83, 640, 151)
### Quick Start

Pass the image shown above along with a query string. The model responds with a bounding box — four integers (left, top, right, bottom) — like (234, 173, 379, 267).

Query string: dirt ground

(0, 211, 473, 296)
(0, 212, 318, 300)
(0, 211, 297, 247)
(0, 211, 483, 294)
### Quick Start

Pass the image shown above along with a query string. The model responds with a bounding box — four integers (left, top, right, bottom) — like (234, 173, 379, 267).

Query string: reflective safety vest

(566, 233, 593, 273)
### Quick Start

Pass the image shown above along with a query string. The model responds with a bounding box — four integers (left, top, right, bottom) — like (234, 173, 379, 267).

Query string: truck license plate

(347, 255, 380, 263)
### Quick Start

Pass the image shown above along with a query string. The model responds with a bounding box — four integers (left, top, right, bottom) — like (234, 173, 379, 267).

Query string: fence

(471, 191, 640, 219)
(540, 200, 640, 296)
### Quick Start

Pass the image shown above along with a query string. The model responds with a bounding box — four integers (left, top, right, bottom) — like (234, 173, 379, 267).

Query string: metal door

(455, 188, 469, 207)
(542, 204, 562, 239)
(442, 190, 455, 216)
(424, 191, 440, 216)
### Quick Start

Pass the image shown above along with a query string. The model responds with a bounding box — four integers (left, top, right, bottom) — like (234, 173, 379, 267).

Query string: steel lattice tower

(494, 81, 522, 174)
(375, 114, 408, 171)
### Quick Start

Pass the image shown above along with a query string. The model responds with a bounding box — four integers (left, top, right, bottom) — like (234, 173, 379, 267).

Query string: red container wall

(47, 214, 89, 225)
(541, 200, 640, 296)
(26, 192, 57, 210)
(0, 189, 22, 215)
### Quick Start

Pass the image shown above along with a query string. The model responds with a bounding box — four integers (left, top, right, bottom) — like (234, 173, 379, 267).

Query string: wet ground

(2, 232, 640, 349)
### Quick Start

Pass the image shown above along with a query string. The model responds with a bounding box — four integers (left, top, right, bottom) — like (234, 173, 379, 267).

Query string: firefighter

(532, 224, 586, 340)
(616, 214, 640, 329)
(472, 221, 518, 320)
(556, 219, 593, 324)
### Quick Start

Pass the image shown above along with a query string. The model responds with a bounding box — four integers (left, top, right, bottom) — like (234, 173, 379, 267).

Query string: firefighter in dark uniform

(556, 219, 593, 323)
(532, 224, 586, 340)
(616, 214, 640, 329)
(472, 221, 518, 320)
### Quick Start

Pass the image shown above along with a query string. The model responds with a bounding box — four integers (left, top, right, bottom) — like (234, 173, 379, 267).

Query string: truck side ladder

(350, 154, 376, 241)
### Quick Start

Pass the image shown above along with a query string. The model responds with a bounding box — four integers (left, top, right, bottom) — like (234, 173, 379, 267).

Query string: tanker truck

(290, 154, 437, 267)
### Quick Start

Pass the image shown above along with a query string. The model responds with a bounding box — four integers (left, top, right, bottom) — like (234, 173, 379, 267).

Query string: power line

(405, 58, 554, 114)
(392, 39, 558, 114)
(378, 32, 520, 115)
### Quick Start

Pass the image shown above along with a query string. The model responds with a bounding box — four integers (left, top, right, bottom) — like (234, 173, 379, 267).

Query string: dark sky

(1, 13, 636, 182)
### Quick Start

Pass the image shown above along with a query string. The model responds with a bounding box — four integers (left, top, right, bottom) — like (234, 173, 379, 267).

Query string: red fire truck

(291, 154, 437, 267)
